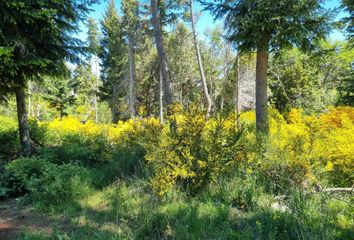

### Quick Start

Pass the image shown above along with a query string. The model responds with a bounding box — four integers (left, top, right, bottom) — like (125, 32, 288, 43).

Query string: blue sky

(77, 0, 348, 42)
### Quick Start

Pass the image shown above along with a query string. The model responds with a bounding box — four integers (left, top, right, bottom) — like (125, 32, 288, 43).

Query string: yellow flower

(325, 161, 334, 172)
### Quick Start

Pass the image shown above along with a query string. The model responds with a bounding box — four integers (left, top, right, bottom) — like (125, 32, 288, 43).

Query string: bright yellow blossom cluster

(0, 106, 352, 195)
(262, 107, 354, 187)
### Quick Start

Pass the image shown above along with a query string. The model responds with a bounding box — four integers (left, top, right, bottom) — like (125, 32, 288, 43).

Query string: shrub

(252, 107, 354, 191)
(5, 157, 90, 207)
(146, 107, 245, 196)
(108, 117, 163, 176)
(28, 117, 47, 147)
(0, 115, 19, 161)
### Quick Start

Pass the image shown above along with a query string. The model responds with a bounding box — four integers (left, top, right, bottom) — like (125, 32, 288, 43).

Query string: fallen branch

(322, 188, 353, 193)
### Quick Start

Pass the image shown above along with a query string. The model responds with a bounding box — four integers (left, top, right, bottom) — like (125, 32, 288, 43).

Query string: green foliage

(5, 157, 90, 208)
(203, 0, 332, 52)
(0, 0, 95, 93)
(15, 175, 354, 240)
(40, 134, 110, 167)
(203, 171, 263, 211)
(122, 0, 141, 48)
(100, 0, 128, 122)
(0, 115, 20, 161)
(43, 76, 77, 119)
(167, 23, 200, 103)
(87, 18, 101, 56)
(341, 0, 354, 44)
(269, 47, 332, 113)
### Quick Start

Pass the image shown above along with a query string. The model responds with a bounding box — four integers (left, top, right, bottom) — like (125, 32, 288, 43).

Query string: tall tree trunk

(190, 0, 212, 118)
(128, 45, 136, 118)
(60, 104, 64, 120)
(159, 70, 164, 124)
(15, 87, 31, 156)
(150, 0, 173, 106)
(93, 56, 99, 123)
(28, 81, 32, 117)
(112, 84, 119, 124)
(94, 93, 98, 123)
(234, 53, 241, 129)
(255, 40, 269, 134)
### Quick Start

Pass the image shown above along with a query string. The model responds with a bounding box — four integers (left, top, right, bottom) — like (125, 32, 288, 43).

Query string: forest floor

(0, 199, 71, 240)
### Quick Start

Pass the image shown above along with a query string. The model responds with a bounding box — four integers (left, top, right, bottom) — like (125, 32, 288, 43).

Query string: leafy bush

(0, 115, 19, 161)
(146, 106, 245, 196)
(135, 106, 354, 196)
(5, 157, 90, 207)
(109, 117, 163, 176)
(1, 106, 352, 200)
(28, 117, 47, 147)
(246, 107, 354, 191)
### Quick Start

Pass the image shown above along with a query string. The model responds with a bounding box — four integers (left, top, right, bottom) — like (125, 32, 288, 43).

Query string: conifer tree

(0, 0, 96, 155)
(86, 18, 101, 122)
(122, 0, 141, 118)
(100, 0, 127, 123)
(203, 0, 332, 133)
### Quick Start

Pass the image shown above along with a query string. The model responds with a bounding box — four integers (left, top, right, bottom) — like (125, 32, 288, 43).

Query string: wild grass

(15, 164, 354, 240)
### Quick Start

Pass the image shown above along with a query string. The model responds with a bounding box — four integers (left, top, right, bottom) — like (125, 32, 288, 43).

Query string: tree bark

(159, 70, 164, 124)
(112, 83, 119, 124)
(234, 53, 241, 129)
(15, 87, 32, 156)
(190, 0, 212, 118)
(150, 0, 173, 106)
(128, 45, 136, 118)
(256, 39, 269, 134)
(94, 92, 98, 123)
(28, 81, 32, 117)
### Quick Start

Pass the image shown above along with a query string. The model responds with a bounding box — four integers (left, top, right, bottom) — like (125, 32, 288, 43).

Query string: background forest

(0, 0, 353, 239)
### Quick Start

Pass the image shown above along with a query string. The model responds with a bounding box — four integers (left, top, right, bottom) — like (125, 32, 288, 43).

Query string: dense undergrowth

(0, 106, 353, 239)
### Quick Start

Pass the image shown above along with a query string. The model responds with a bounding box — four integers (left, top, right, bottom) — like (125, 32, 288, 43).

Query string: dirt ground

(0, 199, 65, 240)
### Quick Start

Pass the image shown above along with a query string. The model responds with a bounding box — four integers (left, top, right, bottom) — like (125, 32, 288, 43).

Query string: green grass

(15, 170, 354, 240)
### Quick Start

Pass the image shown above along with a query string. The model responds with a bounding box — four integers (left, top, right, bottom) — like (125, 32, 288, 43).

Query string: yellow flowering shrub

(146, 107, 246, 196)
(40, 115, 163, 167)
(259, 107, 354, 188)
(1, 106, 352, 195)
(314, 108, 354, 186)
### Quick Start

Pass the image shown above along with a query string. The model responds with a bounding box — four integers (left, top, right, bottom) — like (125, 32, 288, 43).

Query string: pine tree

(342, 0, 353, 45)
(100, 0, 127, 123)
(122, 0, 141, 118)
(203, 0, 332, 134)
(86, 18, 101, 122)
(0, 0, 95, 155)
(43, 76, 77, 120)
(87, 18, 101, 56)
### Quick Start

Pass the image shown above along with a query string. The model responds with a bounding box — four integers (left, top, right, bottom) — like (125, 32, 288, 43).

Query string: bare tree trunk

(234, 53, 241, 129)
(93, 57, 99, 123)
(112, 84, 119, 124)
(190, 0, 212, 118)
(159, 70, 164, 124)
(220, 43, 232, 111)
(150, 0, 173, 106)
(94, 93, 98, 123)
(256, 40, 269, 134)
(128, 45, 136, 118)
(28, 81, 32, 117)
(60, 105, 64, 120)
(15, 87, 31, 156)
